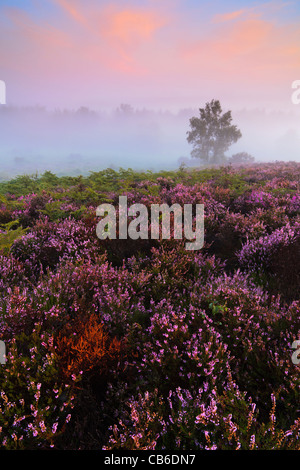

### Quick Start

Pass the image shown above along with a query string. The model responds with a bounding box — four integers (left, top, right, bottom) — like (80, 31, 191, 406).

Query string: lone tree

(187, 99, 242, 165)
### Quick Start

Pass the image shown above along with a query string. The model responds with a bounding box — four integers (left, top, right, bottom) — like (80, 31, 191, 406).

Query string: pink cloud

(49, 1, 168, 75)
(100, 7, 166, 43)
(212, 9, 245, 23)
(53, 0, 87, 26)
(179, 12, 300, 84)
(0, 1, 299, 109)
(0, 7, 71, 76)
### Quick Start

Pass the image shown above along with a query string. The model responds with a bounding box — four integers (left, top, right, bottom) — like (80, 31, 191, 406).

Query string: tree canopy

(187, 99, 242, 164)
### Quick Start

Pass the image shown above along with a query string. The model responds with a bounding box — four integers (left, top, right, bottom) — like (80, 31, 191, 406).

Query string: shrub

(0, 330, 76, 450)
(237, 221, 300, 301)
(104, 385, 300, 450)
(0, 162, 300, 449)
(10, 216, 101, 279)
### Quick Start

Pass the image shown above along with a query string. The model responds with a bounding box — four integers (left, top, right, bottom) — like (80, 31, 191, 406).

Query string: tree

(187, 99, 242, 165)
(229, 152, 255, 166)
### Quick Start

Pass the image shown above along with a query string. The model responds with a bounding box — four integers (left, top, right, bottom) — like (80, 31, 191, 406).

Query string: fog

(0, 103, 299, 179)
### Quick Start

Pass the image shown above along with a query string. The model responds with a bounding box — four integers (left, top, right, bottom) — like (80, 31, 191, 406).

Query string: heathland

(0, 162, 299, 449)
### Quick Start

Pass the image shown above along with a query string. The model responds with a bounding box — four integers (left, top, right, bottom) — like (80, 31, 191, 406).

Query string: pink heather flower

(52, 422, 58, 434)
(39, 421, 46, 433)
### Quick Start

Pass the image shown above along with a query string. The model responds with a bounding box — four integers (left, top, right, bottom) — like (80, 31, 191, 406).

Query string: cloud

(100, 6, 166, 44)
(51, 1, 168, 75)
(0, 0, 299, 110)
(51, 1, 166, 45)
(0, 7, 71, 73)
(179, 9, 300, 83)
(212, 9, 245, 23)
(53, 0, 87, 26)
(95, 4, 168, 74)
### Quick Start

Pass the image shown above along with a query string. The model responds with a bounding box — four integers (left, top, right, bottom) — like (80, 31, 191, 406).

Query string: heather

(0, 162, 299, 450)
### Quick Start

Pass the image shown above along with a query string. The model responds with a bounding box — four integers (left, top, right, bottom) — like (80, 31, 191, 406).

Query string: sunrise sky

(0, 0, 300, 175)
(1, 0, 299, 112)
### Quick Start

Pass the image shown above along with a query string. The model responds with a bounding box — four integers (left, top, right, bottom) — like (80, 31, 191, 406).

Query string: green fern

(0, 220, 28, 255)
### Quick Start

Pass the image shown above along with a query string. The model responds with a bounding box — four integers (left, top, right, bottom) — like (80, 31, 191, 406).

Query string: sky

(0, 0, 300, 174)
(1, 0, 300, 110)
